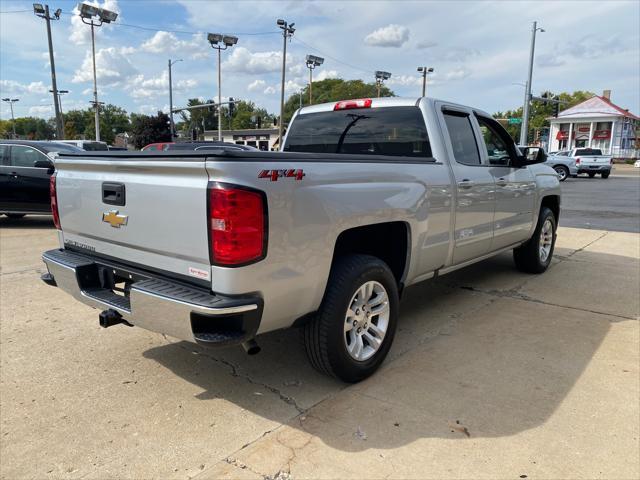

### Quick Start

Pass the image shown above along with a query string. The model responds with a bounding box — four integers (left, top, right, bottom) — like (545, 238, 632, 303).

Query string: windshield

(284, 106, 432, 158)
(82, 142, 109, 151)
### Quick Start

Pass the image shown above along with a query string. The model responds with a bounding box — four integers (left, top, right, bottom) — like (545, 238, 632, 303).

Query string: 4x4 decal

(259, 169, 305, 181)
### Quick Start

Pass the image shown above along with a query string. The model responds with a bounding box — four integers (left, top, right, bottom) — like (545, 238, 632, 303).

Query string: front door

(474, 115, 536, 250)
(441, 108, 496, 265)
(6, 145, 52, 213)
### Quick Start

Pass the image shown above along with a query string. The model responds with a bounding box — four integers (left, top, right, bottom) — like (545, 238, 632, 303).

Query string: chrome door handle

(457, 179, 474, 189)
(496, 178, 507, 187)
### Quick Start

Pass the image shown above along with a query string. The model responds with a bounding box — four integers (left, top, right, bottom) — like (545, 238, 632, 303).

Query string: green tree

(13, 117, 54, 139)
(63, 109, 92, 139)
(283, 78, 395, 123)
(130, 111, 171, 149)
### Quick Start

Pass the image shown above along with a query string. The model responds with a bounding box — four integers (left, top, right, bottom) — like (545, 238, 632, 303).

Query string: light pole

(208, 33, 238, 141)
(78, 2, 118, 142)
(374, 71, 391, 98)
(49, 89, 68, 133)
(2, 98, 19, 138)
(520, 21, 544, 146)
(33, 3, 64, 140)
(305, 54, 324, 104)
(417, 66, 434, 97)
(277, 19, 295, 148)
(168, 59, 182, 139)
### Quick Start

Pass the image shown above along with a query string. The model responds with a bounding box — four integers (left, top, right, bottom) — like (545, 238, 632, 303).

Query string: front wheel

(513, 207, 557, 274)
(553, 165, 569, 182)
(601, 171, 610, 179)
(303, 254, 399, 383)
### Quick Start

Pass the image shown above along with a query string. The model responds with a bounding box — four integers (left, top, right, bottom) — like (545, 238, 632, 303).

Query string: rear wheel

(588, 172, 596, 178)
(553, 165, 569, 182)
(5, 214, 25, 219)
(601, 171, 610, 179)
(513, 207, 557, 274)
(303, 254, 398, 383)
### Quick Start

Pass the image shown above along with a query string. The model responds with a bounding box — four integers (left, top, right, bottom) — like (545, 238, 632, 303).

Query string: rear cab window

(575, 148, 602, 156)
(283, 106, 432, 158)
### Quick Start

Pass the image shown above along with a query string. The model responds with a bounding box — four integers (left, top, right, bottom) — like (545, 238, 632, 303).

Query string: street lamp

(417, 66, 434, 97)
(33, 3, 64, 139)
(277, 19, 295, 148)
(208, 33, 238, 141)
(374, 71, 391, 98)
(168, 59, 183, 139)
(49, 89, 68, 133)
(520, 21, 544, 146)
(305, 54, 324, 105)
(77, 2, 118, 142)
(2, 98, 19, 138)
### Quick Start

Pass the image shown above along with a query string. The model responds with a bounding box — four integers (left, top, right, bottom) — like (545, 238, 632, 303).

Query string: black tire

(5, 213, 25, 219)
(588, 172, 596, 178)
(553, 165, 569, 182)
(513, 207, 557, 274)
(601, 171, 610, 179)
(303, 254, 399, 383)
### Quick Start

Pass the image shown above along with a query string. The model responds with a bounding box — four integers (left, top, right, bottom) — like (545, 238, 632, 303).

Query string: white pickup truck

(41, 97, 561, 382)
(548, 148, 612, 180)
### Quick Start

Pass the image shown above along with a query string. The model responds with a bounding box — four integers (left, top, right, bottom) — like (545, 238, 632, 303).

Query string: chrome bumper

(42, 249, 262, 346)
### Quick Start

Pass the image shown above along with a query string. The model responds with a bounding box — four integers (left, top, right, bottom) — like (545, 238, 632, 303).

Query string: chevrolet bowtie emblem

(102, 210, 128, 228)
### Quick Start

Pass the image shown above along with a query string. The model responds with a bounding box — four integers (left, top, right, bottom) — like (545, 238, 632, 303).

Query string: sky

(1, 0, 639, 121)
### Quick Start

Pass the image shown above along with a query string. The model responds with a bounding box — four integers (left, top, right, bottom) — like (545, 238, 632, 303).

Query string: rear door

(474, 114, 536, 250)
(440, 107, 495, 264)
(0, 144, 12, 212)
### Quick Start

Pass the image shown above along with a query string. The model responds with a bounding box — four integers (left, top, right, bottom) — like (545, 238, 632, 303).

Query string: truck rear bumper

(577, 166, 611, 174)
(41, 249, 262, 347)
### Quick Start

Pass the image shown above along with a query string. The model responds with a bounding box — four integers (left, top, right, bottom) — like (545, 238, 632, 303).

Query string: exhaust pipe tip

(242, 339, 261, 355)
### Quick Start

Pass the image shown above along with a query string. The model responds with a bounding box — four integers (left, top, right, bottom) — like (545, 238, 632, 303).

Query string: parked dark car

(163, 141, 258, 151)
(0, 140, 82, 219)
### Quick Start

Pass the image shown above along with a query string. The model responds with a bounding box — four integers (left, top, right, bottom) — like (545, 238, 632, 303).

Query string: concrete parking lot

(1, 168, 638, 479)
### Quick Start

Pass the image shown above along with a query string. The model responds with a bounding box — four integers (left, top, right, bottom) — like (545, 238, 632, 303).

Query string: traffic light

(228, 97, 235, 117)
(552, 98, 559, 117)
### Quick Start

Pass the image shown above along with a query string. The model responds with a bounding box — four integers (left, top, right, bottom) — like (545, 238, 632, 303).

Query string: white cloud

(364, 24, 410, 48)
(130, 71, 197, 99)
(72, 47, 138, 87)
(28, 105, 53, 116)
(315, 70, 339, 81)
(69, 0, 121, 46)
(222, 47, 282, 74)
(0, 80, 48, 95)
(140, 31, 205, 59)
(264, 85, 277, 95)
(387, 75, 423, 87)
(444, 68, 471, 81)
(416, 40, 438, 49)
(248, 79, 266, 92)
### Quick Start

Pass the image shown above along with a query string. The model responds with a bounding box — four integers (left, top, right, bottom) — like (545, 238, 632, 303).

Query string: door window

(476, 116, 516, 166)
(443, 112, 481, 165)
(10, 145, 46, 167)
(0, 145, 9, 165)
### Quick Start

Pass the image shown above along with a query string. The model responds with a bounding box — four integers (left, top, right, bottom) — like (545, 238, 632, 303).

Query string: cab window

(475, 115, 517, 166)
(443, 112, 481, 166)
(10, 145, 46, 167)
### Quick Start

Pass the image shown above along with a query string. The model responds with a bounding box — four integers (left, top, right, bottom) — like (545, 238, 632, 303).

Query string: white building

(203, 128, 279, 151)
(548, 91, 638, 158)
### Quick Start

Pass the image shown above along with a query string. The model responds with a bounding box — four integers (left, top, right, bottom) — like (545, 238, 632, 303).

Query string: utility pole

(78, 2, 118, 142)
(208, 33, 238, 141)
(520, 21, 544, 146)
(50, 89, 68, 132)
(277, 19, 295, 149)
(33, 4, 63, 139)
(2, 98, 19, 138)
(417, 66, 434, 97)
(374, 71, 391, 98)
(168, 59, 182, 139)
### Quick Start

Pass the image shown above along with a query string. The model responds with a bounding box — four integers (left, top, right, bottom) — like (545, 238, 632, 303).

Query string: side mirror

(34, 159, 54, 173)
(518, 146, 547, 166)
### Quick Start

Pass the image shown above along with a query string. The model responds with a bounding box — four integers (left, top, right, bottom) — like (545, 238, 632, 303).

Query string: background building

(203, 128, 279, 151)
(548, 90, 639, 158)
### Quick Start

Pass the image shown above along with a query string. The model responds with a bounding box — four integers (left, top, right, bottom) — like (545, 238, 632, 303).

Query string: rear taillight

(50, 173, 61, 230)
(208, 184, 266, 266)
(334, 98, 372, 111)
(575, 157, 581, 165)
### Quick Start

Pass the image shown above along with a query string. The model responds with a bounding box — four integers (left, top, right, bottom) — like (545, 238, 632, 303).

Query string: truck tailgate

(54, 156, 212, 284)
(579, 155, 610, 166)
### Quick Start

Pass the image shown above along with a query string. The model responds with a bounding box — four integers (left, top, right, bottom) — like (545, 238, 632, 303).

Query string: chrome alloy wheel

(344, 281, 390, 361)
(554, 166, 567, 181)
(539, 218, 554, 263)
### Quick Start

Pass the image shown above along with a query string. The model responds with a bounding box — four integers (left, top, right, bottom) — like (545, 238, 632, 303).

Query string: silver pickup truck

(42, 97, 560, 382)
(547, 147, 612, 180)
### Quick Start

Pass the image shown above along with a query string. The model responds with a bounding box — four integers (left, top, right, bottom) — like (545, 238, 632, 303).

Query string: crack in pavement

(178, 344, 306, 414)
